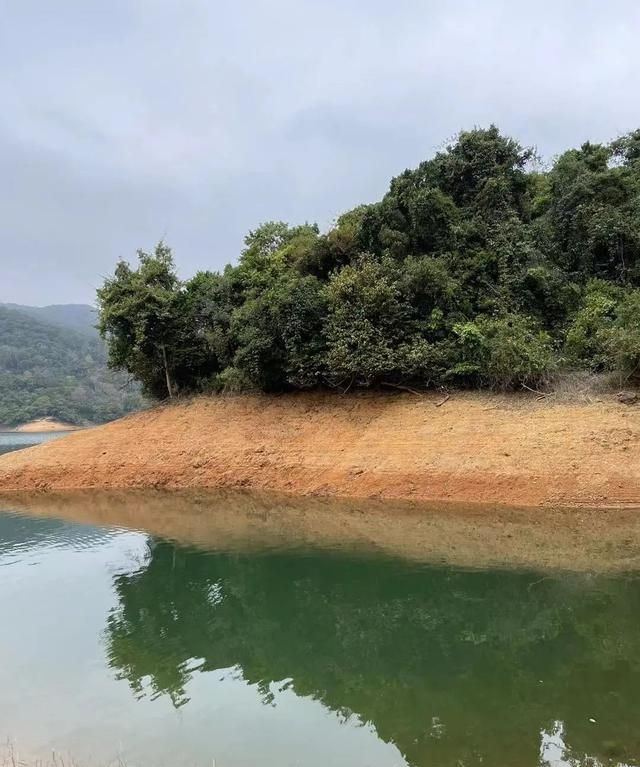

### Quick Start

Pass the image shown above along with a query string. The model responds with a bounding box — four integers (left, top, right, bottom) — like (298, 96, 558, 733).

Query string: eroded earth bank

(0, 392, 639, 509)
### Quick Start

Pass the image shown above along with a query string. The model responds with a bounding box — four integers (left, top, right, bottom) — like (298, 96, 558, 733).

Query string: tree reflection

(105, 541, 640, 766)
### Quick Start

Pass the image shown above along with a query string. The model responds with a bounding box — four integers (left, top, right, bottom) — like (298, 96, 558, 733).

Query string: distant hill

(1, 303, 98, 336)
(0, 304, 145, 427)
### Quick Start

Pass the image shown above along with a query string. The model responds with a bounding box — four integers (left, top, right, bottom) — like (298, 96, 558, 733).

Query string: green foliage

(565, 281, 640, 376)
(323, 256, 410, 386)
(545, 140, 640, 281)
(601, 291, 640, 376)
(96, 126, 640, 397)
(450, 314, 555, 388)
(228, 272, 326, 391)
(0, 305, 144, 426)
(97, 243, 201, 399)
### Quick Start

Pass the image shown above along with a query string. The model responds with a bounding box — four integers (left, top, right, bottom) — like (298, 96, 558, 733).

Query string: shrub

(566, 282, 640, 377)
(448, 314, 556, 389)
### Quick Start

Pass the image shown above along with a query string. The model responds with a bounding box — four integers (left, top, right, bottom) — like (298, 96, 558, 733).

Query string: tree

(95, 125, 640, 399)
(226, 269, 326, 392)
(322, 256, 411, 387)
(97, 242, 182, 399)
(544, 139, 640, 281)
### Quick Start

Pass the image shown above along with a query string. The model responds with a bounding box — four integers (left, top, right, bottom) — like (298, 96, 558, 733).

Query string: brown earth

(11, 418, 78, 433)
(1, 391, 639, 508)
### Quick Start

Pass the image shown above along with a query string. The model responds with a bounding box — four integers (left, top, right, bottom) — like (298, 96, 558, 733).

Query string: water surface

(0, 494, 639, 767)
(0, 430, 70, 456)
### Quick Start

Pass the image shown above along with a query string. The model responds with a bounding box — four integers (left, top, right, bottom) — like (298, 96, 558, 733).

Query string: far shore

(6, 418, 80, 433)
(1, 391, 639, 509)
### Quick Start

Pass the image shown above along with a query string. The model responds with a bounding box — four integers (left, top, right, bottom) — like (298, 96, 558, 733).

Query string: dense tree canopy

(98, 126, 640, 397)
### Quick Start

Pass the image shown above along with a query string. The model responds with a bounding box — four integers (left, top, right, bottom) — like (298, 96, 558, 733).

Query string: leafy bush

(322, 257, 409, 387)
(565, 281, 640, 377)
(449, 315, 555, 388)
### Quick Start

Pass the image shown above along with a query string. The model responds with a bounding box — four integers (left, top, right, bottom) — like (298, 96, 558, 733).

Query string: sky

(1, 0, 640, 306)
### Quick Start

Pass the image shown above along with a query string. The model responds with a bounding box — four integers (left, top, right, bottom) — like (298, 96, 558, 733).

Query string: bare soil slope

(0, 392, 639, 508)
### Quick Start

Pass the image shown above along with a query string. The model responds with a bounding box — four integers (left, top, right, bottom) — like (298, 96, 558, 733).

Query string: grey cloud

(1, 0, 640, 304)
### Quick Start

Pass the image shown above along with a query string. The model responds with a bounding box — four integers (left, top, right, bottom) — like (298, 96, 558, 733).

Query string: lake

(0, 430, 70, 456)
(0, 491, 639, 767)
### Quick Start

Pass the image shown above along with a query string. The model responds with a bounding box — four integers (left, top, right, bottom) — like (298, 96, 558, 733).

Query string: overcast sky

(2, 0, 640, 306)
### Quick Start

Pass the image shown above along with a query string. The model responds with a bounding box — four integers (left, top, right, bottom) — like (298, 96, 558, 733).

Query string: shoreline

(0, 391, 639, 509)
(7, 418, 79, 433)
(4, 487, 640, 573)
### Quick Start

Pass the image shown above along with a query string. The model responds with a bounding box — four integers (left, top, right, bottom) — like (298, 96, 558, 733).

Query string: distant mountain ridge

(0, 303, 144, 427)
(1, 303, 98, 336)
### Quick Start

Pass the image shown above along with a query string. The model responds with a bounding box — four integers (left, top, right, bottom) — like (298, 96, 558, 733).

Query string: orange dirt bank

(0, 392, 639, 508)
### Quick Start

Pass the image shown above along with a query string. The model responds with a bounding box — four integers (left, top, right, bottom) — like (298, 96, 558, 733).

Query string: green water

(0, 500, 639, 766)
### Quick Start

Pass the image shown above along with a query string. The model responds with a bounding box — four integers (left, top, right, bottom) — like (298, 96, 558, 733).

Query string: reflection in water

(540, 721, 638, 767)
(0, 510, 119, 558)
(105, 539, 640, 767)
(1, 492, 640, 767)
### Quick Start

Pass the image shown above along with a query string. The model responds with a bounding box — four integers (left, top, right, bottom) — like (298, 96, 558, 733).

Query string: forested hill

(0, 305, 145, 427)
(1, 303, 98, 336)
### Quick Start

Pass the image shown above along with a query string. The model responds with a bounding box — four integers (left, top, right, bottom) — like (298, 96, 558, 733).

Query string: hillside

(1, 391, 639, 508)
(1, 303, 98, 336)
(0, 305, 145, 426)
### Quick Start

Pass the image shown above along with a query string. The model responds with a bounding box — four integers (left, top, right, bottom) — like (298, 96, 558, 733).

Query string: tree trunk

(161, 344, 173, 399)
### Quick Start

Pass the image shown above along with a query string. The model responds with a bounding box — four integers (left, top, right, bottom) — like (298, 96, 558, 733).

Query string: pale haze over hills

(1, 303, 97, 336)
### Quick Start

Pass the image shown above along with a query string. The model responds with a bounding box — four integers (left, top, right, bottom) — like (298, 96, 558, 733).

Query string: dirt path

(0, 391, 639, 508)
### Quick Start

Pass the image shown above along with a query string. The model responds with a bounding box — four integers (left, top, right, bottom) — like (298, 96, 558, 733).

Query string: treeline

(97, 126, 640, 399)
(0, 305, 144, 426)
